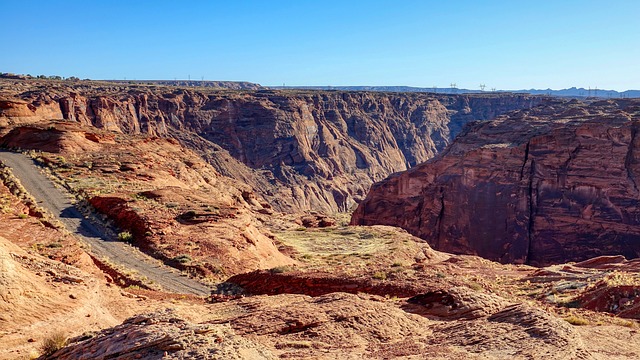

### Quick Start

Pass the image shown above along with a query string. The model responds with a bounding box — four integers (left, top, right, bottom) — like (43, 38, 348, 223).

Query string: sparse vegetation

(468, 281, 483, 291)
(564, 315, 589, 326)
(275, 340, 313, 349)
(40, 332, 67, 356)
(271, 265, 291, 274)
(117, 231, 134, 242)
(373, 271, 387, 280)
(173, 254, 192, 264)
(613, 318, 637, 328)
(602, 271, 640, 286)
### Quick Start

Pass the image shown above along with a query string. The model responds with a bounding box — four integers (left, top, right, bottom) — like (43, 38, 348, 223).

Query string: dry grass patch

(272, 225, 433, 272)
(40, 332, 67, 356)
(564, 315, 589, 326)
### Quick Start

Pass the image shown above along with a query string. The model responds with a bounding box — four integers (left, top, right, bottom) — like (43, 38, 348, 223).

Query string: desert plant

(564, 315, 589, 326)
(373, 271, 387, 280)
(270, 266, 291, 274)
(173, 254, 192, 264)
(613, 318, 637, 328)
(117, 231, 134, 242)
(40, 332, 67, 356)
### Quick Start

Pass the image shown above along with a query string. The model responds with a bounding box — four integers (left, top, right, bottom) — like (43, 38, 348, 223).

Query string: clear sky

(1, 0, 638, 90)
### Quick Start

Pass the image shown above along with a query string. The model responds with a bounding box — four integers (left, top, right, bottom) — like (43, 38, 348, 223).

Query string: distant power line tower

(450, 83, 457, 94)
(479, 84, 486, 92)
(433, 85, 438, 93)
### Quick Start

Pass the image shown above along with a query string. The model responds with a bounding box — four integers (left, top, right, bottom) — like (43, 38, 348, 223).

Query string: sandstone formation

(50, 292, 638, 359)
(0, 79, 545, 212)
(2, 154, 639, 358)
(352, 99, 640, 265)
(47, 310, 275, 360)
(0, 122, 295, 278)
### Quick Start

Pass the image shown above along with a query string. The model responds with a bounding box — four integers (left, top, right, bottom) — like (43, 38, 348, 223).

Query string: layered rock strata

(0, 79, 544, 212)
(352, 99, 640, 265)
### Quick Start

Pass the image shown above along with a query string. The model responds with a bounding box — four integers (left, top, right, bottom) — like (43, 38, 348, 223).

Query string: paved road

(0, 150, 211, 296)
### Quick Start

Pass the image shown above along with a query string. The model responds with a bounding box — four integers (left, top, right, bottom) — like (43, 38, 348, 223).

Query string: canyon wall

(352, 99, 640, 265)
(0, 80, 544, 212)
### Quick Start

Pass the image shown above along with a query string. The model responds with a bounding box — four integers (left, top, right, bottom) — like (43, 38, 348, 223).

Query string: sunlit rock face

(0, 80, 543, 212)
(352, 99, 640, 266)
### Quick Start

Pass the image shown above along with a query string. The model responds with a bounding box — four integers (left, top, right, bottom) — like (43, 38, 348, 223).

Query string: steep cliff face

(352, 99, 640, 265)
(0, 80, 544, 212)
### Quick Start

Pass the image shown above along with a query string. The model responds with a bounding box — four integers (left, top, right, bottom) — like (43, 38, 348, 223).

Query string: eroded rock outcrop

(46, 310, 276, 360)
(0, 79, 545, 212)
(352, 99, 640, 265)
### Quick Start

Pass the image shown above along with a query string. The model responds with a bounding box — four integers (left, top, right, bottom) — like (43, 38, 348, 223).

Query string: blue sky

(1, 0, 638, 90)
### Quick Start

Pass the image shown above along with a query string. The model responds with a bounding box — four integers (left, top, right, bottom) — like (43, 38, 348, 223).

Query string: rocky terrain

(1, 79, 639, 359)
(0, 122, 295, 280)
(353, 98, 640, 266)
(0, 78, 545, 212)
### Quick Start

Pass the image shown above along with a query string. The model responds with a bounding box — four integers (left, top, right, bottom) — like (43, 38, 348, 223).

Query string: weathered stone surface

(403, 287, 509, 320)
(352, 99, 640, 265)
(0, 80, 544, 212)
(47, 310, 276, 360)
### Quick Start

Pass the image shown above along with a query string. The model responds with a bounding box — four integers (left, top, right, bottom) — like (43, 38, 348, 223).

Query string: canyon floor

(0, 79, 639, 359)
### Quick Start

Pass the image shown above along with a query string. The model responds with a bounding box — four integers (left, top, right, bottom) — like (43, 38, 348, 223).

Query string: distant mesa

(271, 85, 640, 98)
(102, 79, 265, 90)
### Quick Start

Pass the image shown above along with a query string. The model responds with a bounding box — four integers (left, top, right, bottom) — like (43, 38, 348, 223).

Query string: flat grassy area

(273, 225, 436, 271)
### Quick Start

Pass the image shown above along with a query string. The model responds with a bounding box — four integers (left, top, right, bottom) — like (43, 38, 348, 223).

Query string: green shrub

(173, 254, 192, 264)
(117, 231, 134, 242)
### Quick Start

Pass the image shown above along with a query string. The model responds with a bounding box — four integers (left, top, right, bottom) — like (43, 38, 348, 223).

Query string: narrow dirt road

(0, 150, 211, 296)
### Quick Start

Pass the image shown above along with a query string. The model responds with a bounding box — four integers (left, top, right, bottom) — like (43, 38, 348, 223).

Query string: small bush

(613, 318, 637, 328)
(173, 254, 192, 264)
(41, 332, 67, 356)
(468, 282, 483, 291)
(270, 266, 291, 274)
(117, 231, 134, 242)
(373, 271, 387, 280)
(18, 213, 28, 219)
(564, 315, 589, 326)
(46, 242, 63, 248)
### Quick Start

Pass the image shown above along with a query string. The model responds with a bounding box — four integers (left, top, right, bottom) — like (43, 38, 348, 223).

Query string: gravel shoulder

(0, 150, 211, 296)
